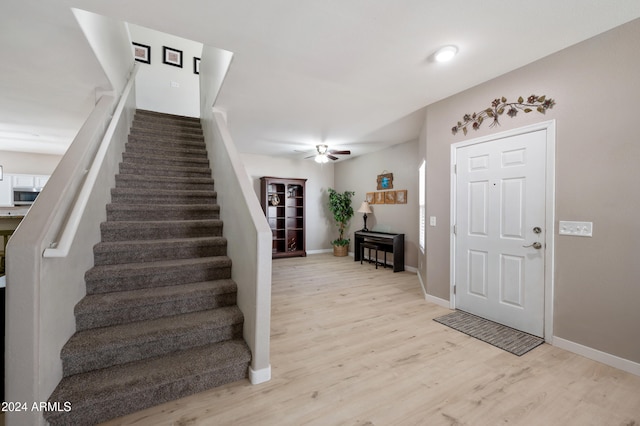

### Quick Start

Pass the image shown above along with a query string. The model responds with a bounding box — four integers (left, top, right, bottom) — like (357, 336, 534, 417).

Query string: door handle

(523, 242, 542, 249)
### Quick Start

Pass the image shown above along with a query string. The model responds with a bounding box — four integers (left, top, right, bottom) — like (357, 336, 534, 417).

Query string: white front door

(454, 129, 547, 337)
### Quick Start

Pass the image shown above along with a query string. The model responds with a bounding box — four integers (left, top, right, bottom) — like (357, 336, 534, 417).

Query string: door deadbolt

(523, 242, 542, 249)
(533, 227, 542, 234)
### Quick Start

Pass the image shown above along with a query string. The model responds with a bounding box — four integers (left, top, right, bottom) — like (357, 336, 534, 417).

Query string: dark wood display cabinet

(260, 177, 307, 258)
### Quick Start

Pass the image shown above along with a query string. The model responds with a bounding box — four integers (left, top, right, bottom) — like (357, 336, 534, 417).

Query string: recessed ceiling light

(434, 45, 458, 62)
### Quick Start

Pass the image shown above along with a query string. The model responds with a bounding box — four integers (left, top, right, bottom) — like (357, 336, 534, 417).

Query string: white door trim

(450, 120, 556, 341)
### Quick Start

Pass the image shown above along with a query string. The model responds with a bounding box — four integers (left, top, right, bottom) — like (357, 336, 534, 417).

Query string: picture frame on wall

(385, 191, 396, 204)
(163, 46, 183, 68)
(374, 192, 385, 204)
(132, 42, 150, 64)
(396, 190, 407, 204)
(376, 172, 393, 190)
(366, 192, 375, 204)
(194, 57, 201, 75)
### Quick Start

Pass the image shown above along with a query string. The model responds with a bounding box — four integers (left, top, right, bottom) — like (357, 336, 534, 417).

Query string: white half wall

(73, 8, 134, 95)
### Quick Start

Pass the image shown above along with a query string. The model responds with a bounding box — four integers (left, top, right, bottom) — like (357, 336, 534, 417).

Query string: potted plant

(327, 188, 355, 257)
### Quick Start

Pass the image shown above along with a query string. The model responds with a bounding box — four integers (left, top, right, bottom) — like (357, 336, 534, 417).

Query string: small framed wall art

(374, 192, 386, 204)
(377, 172, 393, 190)
(396, 190, 407, 204)
(132, 42, 150, 64)
(194, 57, 201, 75)
(385, 191, 396, 204)
(366, 192, 375, 204)
(163, 46, 183, 68)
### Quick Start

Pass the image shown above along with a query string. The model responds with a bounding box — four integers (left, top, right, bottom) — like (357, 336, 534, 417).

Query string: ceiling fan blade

(329, 150, 351, 155)
(304, 155, 316, 159)
(327, 154, 339, 161)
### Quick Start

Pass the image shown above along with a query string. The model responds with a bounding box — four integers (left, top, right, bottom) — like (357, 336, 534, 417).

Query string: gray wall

(423, 18, 640, 363)
(334, 139, 420, 269)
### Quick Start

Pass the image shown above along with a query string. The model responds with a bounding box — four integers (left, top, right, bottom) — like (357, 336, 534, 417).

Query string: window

(419, 160, 425, 252)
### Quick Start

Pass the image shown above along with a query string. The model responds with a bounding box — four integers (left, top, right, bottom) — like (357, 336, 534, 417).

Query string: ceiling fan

(305, 144, 351, 163)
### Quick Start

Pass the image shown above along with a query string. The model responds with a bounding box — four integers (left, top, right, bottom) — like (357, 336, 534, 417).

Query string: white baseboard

(417, 271, 451, 309)
(424, 293, 451, 309)
(249, 364, 272, 384)
(307, 249, 333, 255)
(553, 336, 640, 377)
(417, 271, 427, 297)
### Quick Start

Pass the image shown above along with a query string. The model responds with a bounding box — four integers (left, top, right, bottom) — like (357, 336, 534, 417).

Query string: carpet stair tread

(75, 280, 237, 330)
(124, 142, 208, 157)
(118, 162, 212, 178)
(122, 151, 209, 166)
(100, 219, 223, 241)
(127, 130, 206, 148)
(110, 187, 217, 205)
(132, 119, 202, 131)
(126, 134, 205, 147)
(93, 236, 227, 265)
(115, 173, 215, 190)
(85, 256, 232, 293)
(106, 203, 220, 221)
(129, 128, 205, 142)
(62, 307, 244, 376)
(46, 339, 250, 425)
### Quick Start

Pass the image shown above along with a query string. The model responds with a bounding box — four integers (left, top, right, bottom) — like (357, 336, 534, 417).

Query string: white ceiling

(2, 1, 640, 159)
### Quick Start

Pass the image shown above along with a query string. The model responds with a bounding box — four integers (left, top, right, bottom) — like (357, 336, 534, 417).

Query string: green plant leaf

(518, 96, 524, 103)
(524, 108, 532, 113)
(538, 95, 546, 102)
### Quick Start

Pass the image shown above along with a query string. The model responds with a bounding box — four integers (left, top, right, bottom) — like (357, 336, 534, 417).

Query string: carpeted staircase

(45, 110, 251, 425)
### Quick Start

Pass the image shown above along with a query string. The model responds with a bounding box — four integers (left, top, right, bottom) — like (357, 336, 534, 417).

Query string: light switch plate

(429, 216, 436, 226)
(559, 221, 593, 237)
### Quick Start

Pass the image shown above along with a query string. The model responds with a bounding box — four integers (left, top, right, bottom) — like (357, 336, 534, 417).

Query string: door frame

(450, 120, 556, 341)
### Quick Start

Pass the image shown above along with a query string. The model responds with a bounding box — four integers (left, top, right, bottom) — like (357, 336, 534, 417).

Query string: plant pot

(333, 244, 348, 257)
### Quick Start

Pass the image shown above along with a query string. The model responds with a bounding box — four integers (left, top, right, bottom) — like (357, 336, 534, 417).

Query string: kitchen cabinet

(260, 177, 307, 258)
(12, 175, 35, 188)
(35, 175, 49, 188)
(0, 173, 51, 207)
(0, 178, 11, 207)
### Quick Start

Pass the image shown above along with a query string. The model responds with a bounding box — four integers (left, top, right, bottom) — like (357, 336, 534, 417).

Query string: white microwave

(13, 187, 41, 206)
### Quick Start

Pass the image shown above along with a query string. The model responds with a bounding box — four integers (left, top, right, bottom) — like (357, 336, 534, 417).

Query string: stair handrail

(43, 65, 139, 258)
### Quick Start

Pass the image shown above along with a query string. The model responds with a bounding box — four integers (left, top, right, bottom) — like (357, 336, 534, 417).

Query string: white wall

(241, 153, 335, 252)
(73, 8, 134, 95)
(0, 151, 61, 175)
(129, 24, 202, 117)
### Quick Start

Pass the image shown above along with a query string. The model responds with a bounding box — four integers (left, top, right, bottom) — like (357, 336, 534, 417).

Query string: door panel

(455, 130, 546, 337)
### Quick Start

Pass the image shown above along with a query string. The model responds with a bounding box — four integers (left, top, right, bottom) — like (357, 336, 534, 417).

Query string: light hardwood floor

(102, 253, 640, 426)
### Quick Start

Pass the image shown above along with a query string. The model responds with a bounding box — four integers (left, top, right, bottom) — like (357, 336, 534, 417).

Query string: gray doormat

(434, 310, 544, 356)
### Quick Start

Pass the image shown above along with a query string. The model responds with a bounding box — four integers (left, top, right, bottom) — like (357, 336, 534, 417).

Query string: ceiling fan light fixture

(315, 154, 329, 163)
(434, 45, 458, 62)
(316, 144, 328, 155)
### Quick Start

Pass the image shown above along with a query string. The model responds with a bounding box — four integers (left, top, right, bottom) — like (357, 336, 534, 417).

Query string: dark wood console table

(354, 230, 404, 272)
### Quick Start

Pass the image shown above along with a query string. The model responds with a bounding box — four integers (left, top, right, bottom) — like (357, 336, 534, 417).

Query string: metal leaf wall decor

(452, 95, 555, 135)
